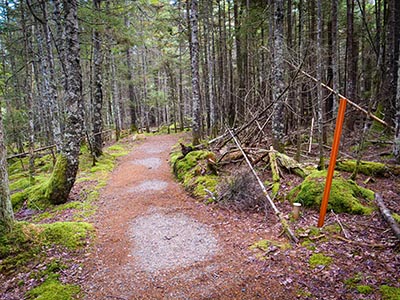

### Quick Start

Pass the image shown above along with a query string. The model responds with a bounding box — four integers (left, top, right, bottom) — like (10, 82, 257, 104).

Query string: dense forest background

(0, 0, 400, 227)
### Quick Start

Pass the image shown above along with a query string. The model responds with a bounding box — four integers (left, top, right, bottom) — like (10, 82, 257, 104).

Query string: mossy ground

(26, 274, 80, 300)
(288, 170, 374, 214)
(171, 147, 218, 200)
(309, 253, 333, 268)
(380, 285, 400, 300)
(0, 221, 93, 275)
(3, 137, 133, 299)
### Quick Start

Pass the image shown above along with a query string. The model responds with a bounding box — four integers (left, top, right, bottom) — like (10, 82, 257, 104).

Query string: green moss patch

(336, 160, 398, 177)
(0, 221, 93, 274)
(171, 149, 218, 200)
(356, 285, 373, 295)
(26, 275, 80, 300)
(309, 253, 333, 268)
(288, 171, 374, 214)
(40, 222, 93, 249)
(250, 239, 292, 251)
(380, 285, 400, 300)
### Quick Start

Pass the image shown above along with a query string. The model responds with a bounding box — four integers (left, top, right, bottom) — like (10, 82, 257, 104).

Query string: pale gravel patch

(128, 180, 168, 193)
(131, 157, 162, 169)
(130, 213, 218, 273)
(139, 144, 170, 154)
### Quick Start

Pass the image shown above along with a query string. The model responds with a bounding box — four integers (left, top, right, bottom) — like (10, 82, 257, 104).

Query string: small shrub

(216, 169, 264, 211)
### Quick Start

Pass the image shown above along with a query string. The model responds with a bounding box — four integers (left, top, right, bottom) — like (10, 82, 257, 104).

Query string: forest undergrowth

(0, 133, 134, 299)
(1, 127, 399, 300)
(171, 125, 400, 300)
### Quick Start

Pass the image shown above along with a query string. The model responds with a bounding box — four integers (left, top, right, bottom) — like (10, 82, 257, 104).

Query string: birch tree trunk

(92, 0, 104, 157)
(46, 0, 83, 205)
(190, 0, 202, 145)
(0, 108, 13, 233)
(271, 0, 286, 152)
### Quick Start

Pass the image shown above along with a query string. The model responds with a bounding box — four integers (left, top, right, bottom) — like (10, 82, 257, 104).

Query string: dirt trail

(83, 134, 294, 300)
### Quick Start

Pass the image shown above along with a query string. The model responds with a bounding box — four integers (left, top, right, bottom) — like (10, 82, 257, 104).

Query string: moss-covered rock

(288, 171, 374, 215)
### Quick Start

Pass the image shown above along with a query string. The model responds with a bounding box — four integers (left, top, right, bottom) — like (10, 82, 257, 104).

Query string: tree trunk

(21, 2, 35, 182)
(316, 0, 324, 169)
(394, 48, 400, 162)
(92, 0, 104, 157)
(331, 0, 339, 115)
(0, 109, 13, 233)
(271, 0, 286, 152)
(190, 0, 202, 146)
(126, 41, 137, 132)
(46, 0, 83, 205)
(111, 51, 121, 141)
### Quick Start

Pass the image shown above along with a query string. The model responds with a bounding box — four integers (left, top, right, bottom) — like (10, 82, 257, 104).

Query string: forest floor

(2, 132, 399, 299)
(81, 133, 294, 299)
(79, 132, 399, 300)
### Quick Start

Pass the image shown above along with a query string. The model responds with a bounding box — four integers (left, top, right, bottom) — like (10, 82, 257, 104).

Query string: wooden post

(318, 97, 347, 227)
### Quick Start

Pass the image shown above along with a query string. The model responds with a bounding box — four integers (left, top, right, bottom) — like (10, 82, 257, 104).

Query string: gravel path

(83, 134, 293, 299)
(130, 212, 218, 273)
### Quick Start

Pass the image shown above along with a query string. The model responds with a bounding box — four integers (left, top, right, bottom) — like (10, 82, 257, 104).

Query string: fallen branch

(332, 234, 387, 249)
(7, 145, 56, 160)
(375, 193, 400, 241)
(227, 127, 298, 243)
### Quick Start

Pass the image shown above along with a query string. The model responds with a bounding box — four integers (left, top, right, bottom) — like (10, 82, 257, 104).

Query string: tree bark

(394, 48, 400, 161)
(316, 0, 324, 169)
(190, 0, 202, 145)
(46, 0, 83, 205)
(92, 0, 104, 157)
(0, 108, 13, 233)
(271, 0, 286, 152)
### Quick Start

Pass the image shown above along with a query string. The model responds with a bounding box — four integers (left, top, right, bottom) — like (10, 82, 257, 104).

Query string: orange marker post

(318, 97, 347, 227)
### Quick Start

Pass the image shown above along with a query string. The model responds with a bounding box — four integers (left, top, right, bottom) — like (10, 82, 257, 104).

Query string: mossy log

(336, 160, 400, 177)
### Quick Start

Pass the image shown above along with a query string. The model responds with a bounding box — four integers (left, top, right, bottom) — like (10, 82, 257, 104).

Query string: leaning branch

(375, 193, 400, 241)
(227, 127, 298, 243)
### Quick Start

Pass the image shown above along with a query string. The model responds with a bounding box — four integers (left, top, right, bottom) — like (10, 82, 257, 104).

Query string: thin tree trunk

(394, 49, 400, 161)
(92, 0, 104, 157)
(316, 0, 324, 169)
(190, 0, 202, 145)
(331, 0, 339, 115)
(0, 107, 13, 233)
(271, 0, 286, 152)
(41, 1, 62, 149)
(21, 2, 35, 182)
(111, 52, 121, 141)
(126, 29, 137, 131)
